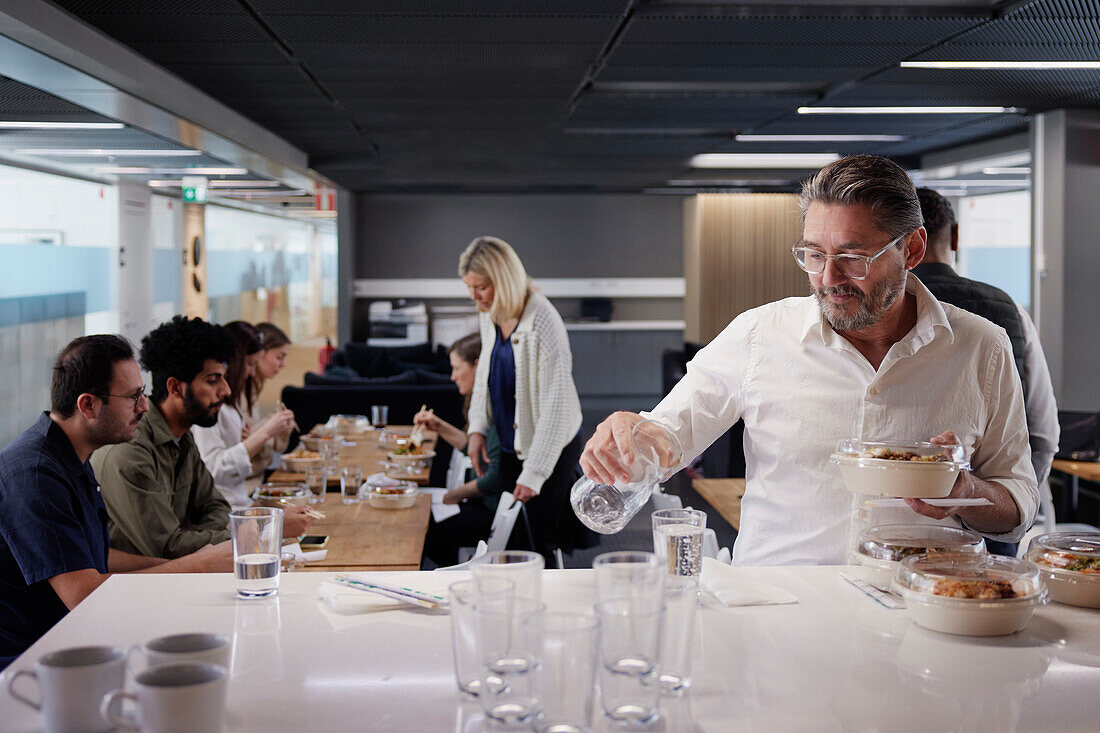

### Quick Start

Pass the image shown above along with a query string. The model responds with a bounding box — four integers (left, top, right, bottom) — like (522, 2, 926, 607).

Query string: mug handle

(125, 643, 144, 674)
(101, 689, 140, 730)
(6, 669, 40, 710)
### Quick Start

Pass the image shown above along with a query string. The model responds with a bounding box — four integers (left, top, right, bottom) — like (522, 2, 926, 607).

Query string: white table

(3, 566, 1099, 732)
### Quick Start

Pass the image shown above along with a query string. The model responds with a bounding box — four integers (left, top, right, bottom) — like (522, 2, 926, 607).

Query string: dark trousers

(499, 433, 597, 563)
(422, 500, 495, 568)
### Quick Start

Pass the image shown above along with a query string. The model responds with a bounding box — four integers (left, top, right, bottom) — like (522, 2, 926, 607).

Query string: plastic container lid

(857, 524, 985, 563)
(1025, 532, 1100, 576)
(830, 439, 969, 470)
(894, 552, 1044, 602)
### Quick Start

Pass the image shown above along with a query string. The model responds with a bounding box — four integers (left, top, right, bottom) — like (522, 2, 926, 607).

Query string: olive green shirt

(91, 403, 231, 558)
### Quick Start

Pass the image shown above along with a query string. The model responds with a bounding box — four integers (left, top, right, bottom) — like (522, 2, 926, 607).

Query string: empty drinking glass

(595, 598, 664, 726)
(229, 508, 295, 599)
(449, 577, 515, 696)
(524, 612, 600, 733)
(658, 574, 700, 695)
(652, 508, 707, 576)
(593, 551, 663, 609)
(470, 550, 544, 603)
(474, 597, 544, 725)
(340, 466, 363, 505)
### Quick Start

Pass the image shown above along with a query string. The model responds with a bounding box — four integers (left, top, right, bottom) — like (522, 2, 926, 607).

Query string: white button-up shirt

(645, 277, 1038, 566)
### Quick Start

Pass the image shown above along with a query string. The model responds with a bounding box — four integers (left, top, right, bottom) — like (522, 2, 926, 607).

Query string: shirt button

(868, 387, 878, 396)
(513, 423, 519, 430)
(512, 338, 519, 345)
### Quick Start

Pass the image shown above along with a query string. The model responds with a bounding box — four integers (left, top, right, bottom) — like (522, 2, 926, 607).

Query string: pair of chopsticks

(409, 404, 431, 447)
(276, 399, 301, 433)
(332, 574, 447, 610)
(276, 498, 325, 520)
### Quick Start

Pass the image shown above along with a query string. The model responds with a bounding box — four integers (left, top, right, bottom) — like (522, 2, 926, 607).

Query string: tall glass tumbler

(340, 466, 363, 505)
(593, 551, 663, 610)
(230, 508, 293, 599)
(474, 597, 545, 725)
(595, 598, 664, 726)
(448, 577, 515, 696)
(371, 405, 389, 447)
(471, 550, 544, 603)
(304, 466, 326, 505)
(652, 508, 707, 577)
(658, 574, 699, 695)
(524, 612, 600, 733)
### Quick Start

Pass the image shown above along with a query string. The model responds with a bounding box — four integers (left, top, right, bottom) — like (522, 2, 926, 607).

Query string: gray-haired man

(582, 155, 1038, 566)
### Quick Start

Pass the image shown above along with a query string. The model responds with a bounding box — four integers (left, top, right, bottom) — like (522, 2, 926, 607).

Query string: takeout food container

(325, 414, 370, 435)
(281, 451, 323, 473)
(252, 482, 309, 508)
(891, 552, 1046, 636)
(386, 448, 436, 469)
(1025, 532, 1100, 608)
(855, 524, 986, 591)
(366, 481, 419, 509)
(830, 439, 969, 498)
(300, 433, 344, 453)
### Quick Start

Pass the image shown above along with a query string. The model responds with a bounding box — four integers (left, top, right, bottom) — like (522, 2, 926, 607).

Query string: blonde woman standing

(459, 236, 594, 562)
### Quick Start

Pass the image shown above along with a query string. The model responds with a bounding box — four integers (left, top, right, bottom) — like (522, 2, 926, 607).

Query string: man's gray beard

(813, 268, 907, 332)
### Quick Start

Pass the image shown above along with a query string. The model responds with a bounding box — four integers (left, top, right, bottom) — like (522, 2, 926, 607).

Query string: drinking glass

(595, 598, 664, 726)
(524, 612, 600, 733)
(593, 551, 663, 609)
(652, 508, 707, 576)
(304, 466, 326, 505)
(229, 507, 294, 599)
(658, 574, 700, 695)
(474, 597, 544, 725)
(470, 550, 544, 603)
(340, 466, 363, 505)
(449, 577, 515, 696)
(371, 405, 389, 447)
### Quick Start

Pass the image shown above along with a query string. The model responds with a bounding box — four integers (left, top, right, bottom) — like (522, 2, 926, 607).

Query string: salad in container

(855, 524, 986, 591)
(831, 439, 968, 498)
(1025, 532, 1100, 608)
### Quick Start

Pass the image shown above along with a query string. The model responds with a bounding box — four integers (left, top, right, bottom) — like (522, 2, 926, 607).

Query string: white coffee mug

(101, 662, 228, 733)
(7, 645, 126, 733)
(131, 632, 230, 670)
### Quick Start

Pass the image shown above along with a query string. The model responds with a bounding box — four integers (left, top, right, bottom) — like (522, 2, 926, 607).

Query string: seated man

(582, 155, 1038, 566)
(0, 335, 232, 668)
(92, 316, 311, 558)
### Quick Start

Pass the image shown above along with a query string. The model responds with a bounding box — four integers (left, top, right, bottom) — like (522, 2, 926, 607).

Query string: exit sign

(181, 176, 207, 203)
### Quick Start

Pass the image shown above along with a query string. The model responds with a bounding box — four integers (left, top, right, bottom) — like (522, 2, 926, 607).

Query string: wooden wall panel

(684, 194, 807, 344)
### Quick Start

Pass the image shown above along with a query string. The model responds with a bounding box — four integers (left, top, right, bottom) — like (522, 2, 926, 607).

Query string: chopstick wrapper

(700, 557, 798, 608)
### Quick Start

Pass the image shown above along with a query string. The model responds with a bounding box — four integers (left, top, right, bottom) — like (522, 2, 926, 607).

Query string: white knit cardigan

(467, 292, 582, 493)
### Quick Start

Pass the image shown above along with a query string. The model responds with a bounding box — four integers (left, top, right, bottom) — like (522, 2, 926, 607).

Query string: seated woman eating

(415, 333, 502, 567)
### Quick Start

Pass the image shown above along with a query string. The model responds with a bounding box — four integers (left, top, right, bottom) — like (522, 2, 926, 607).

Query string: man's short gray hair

(799, 155, 923, 238)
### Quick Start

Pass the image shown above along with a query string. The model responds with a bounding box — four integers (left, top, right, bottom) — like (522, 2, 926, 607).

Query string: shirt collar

(144, 402, 181, 446)
(799, 273, 954, 348)
(37, 412, 96, 484)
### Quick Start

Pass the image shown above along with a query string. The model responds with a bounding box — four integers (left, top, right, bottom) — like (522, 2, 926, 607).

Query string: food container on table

(325, 414, 370, 435)
(1025, 532, 1100, 608)
(854, 524, 986, 591)
(386, 447, 436, 471)
(300, 433, 345, 453)
(830, 439, 969, 498)
(252, 482, 309, 508)
(891, 552, 1047, 636)
(366, 480, 419, 509)
(281, 450, 323, 473)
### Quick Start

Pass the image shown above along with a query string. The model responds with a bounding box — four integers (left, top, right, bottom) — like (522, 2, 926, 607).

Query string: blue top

(489, 326, 518, 455)
(0, 413, 110, 669)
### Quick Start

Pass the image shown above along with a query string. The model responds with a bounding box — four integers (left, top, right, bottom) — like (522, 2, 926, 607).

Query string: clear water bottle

(571, 420, 683, 534)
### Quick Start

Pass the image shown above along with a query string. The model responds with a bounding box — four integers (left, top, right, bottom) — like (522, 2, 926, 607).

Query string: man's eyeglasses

(99, 388, 147, 409)
(791, 230, 909, 281)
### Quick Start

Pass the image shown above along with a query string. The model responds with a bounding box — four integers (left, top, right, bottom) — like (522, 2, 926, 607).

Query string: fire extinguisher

(318, 337, 335, 372)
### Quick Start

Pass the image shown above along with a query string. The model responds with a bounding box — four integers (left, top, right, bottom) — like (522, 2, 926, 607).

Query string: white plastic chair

(440, 492, 523, 569)
(701, 528, 720, 559)
(436, 540, 487, 571)
(650, 490, 683, 512)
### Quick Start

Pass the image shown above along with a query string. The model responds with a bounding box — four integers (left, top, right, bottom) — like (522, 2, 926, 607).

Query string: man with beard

(0, 335, 232, 668)
(92, 317, 239, 557)
(582, 155, 1037, 565)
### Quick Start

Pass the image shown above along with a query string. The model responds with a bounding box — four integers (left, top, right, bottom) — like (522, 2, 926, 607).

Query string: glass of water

(304, 466, 326, 505)
(371, 405, 389, 447)
(229, 508, 295, 599)
(474, 597, 545, 725)
(651, 508, 707, 576)
(340, 466, 363, 505)
(595, 597, 664, 726)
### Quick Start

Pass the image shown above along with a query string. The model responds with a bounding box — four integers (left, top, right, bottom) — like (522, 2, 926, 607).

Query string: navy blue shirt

(489, 326, 518, 455)
(0, 413, 110, 669)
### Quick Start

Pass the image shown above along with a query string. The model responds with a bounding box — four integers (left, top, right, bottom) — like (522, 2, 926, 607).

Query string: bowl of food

(891, 552, 1047, 636)
(1025, 532, 1100, 608)
(366, 480, 419, 509)
(325, 414, 370, 435)
(252, 482, 309, 508)
(386, 445, 436, 470)
(300, 432, 344, 453)
(281, 450, 323, 473)
(830, 439, 968, 498)
(855, 524, 986, 591)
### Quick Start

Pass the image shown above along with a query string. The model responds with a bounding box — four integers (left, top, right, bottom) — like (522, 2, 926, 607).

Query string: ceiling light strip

(0, 121, 125, 129)
(901, 61, 1100, 70)
(735, 134, 907, 142)
(14, 148, 202, 156)
(798, 106, 1022, 114)
(691, 153, 840, 168)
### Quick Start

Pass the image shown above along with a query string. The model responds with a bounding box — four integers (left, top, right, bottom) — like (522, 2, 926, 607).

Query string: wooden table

(692, 477, 746, 530)
(269, 424, 435, 487)
(296, 490, 431, 572)
(1051, 458, 1100, 515)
